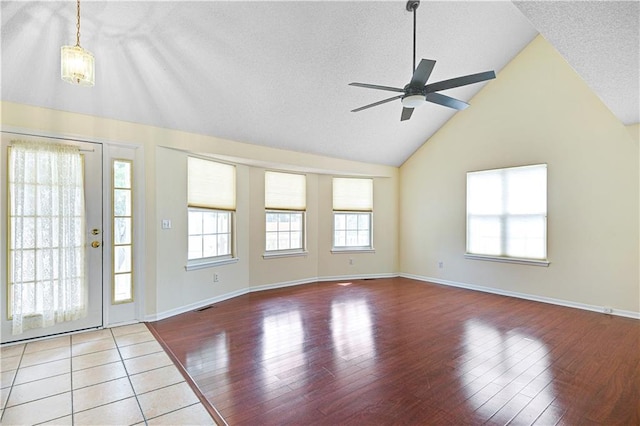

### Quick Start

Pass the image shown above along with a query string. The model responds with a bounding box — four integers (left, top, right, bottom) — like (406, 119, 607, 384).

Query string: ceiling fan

(350, 0, 496, 121)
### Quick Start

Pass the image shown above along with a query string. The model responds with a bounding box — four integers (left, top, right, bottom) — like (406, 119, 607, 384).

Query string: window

(332, 177, 373, 250)
(466, 164, 548, 265)
(113, 160, 133, 304)
(265, 171, 306, 254)
(187, 157, 236, 268)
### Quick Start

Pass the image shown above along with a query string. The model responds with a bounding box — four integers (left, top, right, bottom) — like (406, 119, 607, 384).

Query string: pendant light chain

(75, 0, 81, 47)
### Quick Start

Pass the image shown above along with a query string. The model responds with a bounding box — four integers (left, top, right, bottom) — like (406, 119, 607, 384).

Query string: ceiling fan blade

(349, 83, 404, 93)
(351, 95, 403, 113)
(410, 59, 437, 87)
(425, 70, 496, 93)
(425, 92, 469, 110)
(401, 107, 414, 121)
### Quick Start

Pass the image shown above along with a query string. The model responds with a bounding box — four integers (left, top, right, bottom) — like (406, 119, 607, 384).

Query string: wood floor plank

(148, 277, 640, 425)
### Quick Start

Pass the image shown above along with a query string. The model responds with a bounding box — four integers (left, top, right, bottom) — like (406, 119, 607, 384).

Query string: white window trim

(264, 209, 306, 254)
(185, 256, 239, 271)
(332, 211, 374, 251)
(464, 253, 549, 267)
(263, 250, 309, 259)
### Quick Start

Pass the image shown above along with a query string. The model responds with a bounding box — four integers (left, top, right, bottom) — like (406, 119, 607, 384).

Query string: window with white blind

(466, 164, 548, 265)
(332, 177, 373, 251)
(265, 171, 306, 255)
(187, 157, 236, 269)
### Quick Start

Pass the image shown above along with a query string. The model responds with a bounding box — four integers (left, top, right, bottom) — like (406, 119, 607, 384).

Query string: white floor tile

(129, 364, 185, 395)
(137, 381, 200, 419)
(72, 376, 134, 412)
(13, 358, 70, 385)
(147, 403, 215, 425)
(73, 396, 144, 425)
(1, 392, 72, 425)
(72, 361, 127, 389)
(123, 351, 172, 375)
(6, 373, 71, 407)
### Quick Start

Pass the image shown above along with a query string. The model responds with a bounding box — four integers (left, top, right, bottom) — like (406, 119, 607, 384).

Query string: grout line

(0, 343, 26, 423)
(112, 327, 149, 426)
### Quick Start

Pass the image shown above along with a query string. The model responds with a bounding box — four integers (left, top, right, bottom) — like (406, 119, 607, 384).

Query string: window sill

(465, 253, 550, 267)
(331, 248, 376, 254)
(185, 257, 239, 271)
(263, 250, 308, 259)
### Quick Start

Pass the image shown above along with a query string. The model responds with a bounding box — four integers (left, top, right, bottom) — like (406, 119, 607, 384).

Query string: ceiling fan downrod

(407, 1, 420, 74)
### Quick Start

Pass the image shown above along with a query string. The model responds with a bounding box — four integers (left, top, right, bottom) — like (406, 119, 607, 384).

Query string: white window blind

(332, 178, 373, 211)
(466, 164, 547, 261)
(265, 171, 306, 210)
(188, 157, 236, 210)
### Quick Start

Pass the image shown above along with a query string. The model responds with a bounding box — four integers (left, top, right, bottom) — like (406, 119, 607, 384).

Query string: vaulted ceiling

(2, 1, 638, 167)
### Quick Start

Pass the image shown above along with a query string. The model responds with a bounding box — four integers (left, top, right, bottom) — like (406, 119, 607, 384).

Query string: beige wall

(400, 35, 640, 314)
(1, 102, 399, 319)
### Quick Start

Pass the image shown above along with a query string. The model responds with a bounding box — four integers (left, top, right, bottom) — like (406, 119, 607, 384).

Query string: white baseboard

(145, 273, 397, 322)
(400, 273, 640, 320)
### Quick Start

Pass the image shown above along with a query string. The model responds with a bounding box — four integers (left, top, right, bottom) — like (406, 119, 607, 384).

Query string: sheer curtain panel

(8, 140, 88, 335)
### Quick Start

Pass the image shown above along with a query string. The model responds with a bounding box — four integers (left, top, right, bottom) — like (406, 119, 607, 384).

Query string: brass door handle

(91, 241, 101, 248)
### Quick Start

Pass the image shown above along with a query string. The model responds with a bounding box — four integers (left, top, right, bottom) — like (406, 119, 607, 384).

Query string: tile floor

(0, 323, 216, 425)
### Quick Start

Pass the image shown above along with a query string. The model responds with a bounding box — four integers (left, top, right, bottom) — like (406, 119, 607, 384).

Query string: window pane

(218, 212, 229, 233)
(290, 231, 302, 249)
(218, 234, 230, 256)
(290, 213, 302, 231)
(114, 189, 131, 216)
(114, 161, 131, 188)
(266, 232, 278, 251)
(358, 214, 370, 230)
(346, 231, 358, 246)
(266, 213, 278, 232)
(188, 211, 202, 235)
(467, 216, 502, 255)
(114, 218, 132, 245)
(334, 214, 345, 230)
(114, 245, 132, 273)
(506, 216, 546, 259)
(114, 273, 132, 302)
(203, 211, 217, 234)
(203, 234, 218, 257)
(278, 214, 291, 231)
(357, 231, 370, 246)
(188, 236, 203, 260)
(346, 214, 358, 229)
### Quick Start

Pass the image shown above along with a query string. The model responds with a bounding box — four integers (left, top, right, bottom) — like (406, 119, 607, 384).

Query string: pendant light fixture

(61, 0, 95, 86)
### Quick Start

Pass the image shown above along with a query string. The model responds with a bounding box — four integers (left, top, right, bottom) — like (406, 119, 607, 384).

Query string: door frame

(0, 127, 145, 342)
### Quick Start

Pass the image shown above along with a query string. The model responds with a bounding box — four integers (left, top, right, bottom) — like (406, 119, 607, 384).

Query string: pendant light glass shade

(61, 45, 95, 86)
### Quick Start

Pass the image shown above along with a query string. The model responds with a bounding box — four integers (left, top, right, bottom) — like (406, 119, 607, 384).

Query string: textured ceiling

(1, 1, 638, 167)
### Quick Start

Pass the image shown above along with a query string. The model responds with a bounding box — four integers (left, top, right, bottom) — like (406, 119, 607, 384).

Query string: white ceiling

(1, 1, 638, 167)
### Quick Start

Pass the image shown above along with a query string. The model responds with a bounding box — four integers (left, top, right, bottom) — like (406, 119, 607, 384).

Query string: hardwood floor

(148, 278, 640, 425)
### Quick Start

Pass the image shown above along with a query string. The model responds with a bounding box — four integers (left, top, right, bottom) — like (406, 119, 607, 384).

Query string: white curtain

(9, 140, 87, 335)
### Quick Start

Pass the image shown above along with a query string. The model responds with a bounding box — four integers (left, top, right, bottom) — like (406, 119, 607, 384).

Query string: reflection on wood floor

(148, 277, 640, 425)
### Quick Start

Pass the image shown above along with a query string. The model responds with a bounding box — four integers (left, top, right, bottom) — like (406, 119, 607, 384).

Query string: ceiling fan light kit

(350, 0, 496, 121)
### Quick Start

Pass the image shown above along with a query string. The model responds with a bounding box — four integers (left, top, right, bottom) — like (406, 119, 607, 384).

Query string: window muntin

(466, 164, 547, 262)
(333, 212, 371, 248)
(188, 208, 232, 260)
(265, 211, 304, 251)
(264, 171, 306, 253)
(332, 178, 373, 250)
(113, 159, 133, 304)
(187, 157, 236, 266)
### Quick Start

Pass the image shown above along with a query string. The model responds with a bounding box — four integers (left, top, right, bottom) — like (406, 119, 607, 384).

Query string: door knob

(91, 241, 101, 248)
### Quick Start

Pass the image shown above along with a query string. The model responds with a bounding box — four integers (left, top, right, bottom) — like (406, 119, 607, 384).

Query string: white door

(1, 133, 103, 344)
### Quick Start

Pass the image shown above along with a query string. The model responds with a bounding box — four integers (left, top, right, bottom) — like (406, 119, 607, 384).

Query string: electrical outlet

(161, 219, 171, 229)
(213, 273, 219, 283)
(603, 306, 612, 314)
(438, 261, 444, 269)
(349, 258, 354, 265)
